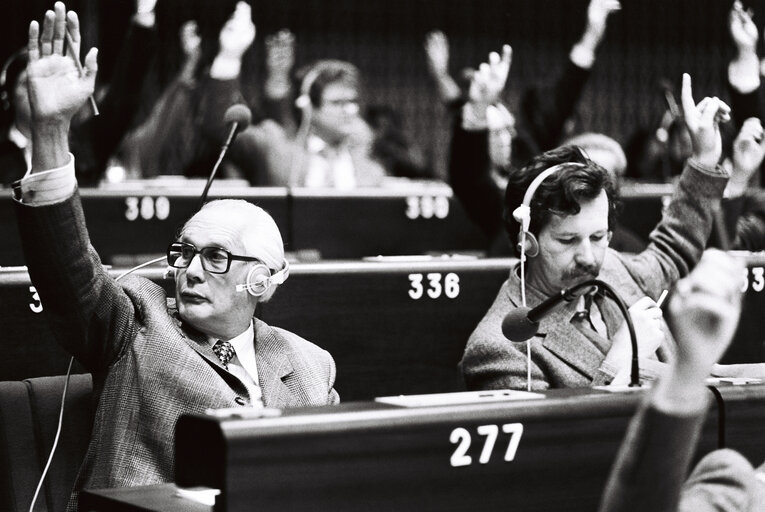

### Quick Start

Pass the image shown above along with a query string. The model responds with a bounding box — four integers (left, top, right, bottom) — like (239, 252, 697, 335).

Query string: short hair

(298, 59, 360, 108)
(503, 145, 618, 247)
(181, 199, 285, 271)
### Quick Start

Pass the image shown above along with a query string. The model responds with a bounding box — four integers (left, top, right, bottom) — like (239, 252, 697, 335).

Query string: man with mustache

(461, 74, 732, 391)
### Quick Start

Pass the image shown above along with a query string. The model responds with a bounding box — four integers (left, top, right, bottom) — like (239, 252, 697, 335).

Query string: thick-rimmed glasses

(167, 242, 264, 274)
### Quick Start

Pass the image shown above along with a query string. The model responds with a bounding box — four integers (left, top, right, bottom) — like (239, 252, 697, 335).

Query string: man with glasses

(12, 5, 338, 509)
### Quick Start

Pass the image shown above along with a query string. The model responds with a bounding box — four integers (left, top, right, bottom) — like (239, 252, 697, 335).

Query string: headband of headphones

(512, 162, 586, 232)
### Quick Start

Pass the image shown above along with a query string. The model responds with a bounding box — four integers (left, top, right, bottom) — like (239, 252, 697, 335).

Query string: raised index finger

(680, 73, 695, 123)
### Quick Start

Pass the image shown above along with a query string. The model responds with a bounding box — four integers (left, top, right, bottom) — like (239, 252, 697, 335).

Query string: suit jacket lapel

(253, 318, 295, 409)
(506, 266, 608, 382)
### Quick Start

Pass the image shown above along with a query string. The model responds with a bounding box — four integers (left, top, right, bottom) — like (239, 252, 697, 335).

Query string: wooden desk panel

(0, 186, 289, 266)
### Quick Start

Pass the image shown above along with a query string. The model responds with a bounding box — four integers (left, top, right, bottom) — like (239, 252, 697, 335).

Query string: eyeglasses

(167, 242, 264, 274)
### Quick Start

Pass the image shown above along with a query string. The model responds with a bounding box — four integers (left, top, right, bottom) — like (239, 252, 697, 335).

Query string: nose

(574, 239, 596, 267)
(184, 252, 206, 282)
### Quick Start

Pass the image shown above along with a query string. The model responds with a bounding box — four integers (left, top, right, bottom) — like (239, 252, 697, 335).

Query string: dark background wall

(0, 0, 759, 178)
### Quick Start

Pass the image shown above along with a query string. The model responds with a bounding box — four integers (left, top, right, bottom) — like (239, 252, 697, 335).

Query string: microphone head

(502, 306, 540, 342)
(223, 104, 252, 130)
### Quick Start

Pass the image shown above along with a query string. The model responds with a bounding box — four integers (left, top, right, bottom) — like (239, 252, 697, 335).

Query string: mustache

(562, 264, 599, 281)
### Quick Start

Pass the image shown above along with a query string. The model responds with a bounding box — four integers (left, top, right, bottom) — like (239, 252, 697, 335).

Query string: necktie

(212, 339, 236, 370)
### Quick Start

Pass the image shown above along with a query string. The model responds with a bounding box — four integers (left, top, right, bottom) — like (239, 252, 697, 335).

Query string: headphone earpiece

(516, 233, 539, 258)
(236, 260, 290, 297)
(295, 93, 311, 110)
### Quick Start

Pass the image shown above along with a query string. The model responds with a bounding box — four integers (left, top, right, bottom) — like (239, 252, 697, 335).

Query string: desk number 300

(449, 423, 524, 467)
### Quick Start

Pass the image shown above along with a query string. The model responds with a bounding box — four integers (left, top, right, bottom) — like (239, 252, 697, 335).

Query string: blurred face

(311, 82, 360, 144)
(527, 190, 611, 295)
(489, 124, 514, 169)
(11, 70, 31, 128)
(174, 208, 256, 340)
(585, 148, 624, 180)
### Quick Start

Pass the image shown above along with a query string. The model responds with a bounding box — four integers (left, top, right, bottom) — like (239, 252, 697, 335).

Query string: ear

(607, 230, 614, 244)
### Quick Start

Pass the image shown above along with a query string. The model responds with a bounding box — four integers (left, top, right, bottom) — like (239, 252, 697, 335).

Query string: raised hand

(583, 0, 621, 45)
(265, 29, 295, 77)
(27, 2, 97, 127)
(680, 73, 730, 169)
(729, 118, 765, 195)
(467, 44, 512, 108)
(217, 1, 256, 61)
(668, 249, 744, 373)
(729, 0, 757, 54)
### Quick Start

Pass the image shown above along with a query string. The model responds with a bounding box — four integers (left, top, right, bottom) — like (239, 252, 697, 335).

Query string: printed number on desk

(408, 273, 460, 299)
(29, 286, 43, 313)
(449, 423, 524, 467)
(405, 196, 449, 219)
(125, 196, 171, 221)
(741, 267, 765, 293)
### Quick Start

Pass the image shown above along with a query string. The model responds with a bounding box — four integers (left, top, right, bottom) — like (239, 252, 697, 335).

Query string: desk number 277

(449, 423, 524, 467)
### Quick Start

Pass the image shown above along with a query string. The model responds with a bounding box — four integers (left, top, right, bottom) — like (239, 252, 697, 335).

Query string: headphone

(512, 163, 585, 259)
(235, 259, 290, 297)
(294, 63, 324, 112)
(164, 259, 289, 298)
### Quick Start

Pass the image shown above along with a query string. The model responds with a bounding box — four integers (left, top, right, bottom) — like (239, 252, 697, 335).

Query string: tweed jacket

(14, 192, 339, 511)
(461, 160, 729, 391)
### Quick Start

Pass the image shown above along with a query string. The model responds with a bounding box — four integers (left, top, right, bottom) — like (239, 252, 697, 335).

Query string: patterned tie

(212, 340, 236, 370)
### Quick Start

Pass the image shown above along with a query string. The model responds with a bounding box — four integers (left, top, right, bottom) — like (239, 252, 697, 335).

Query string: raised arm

(525, 0, 620, 151)
(599, 249, 745, 512)
(16, 2, 138, 370)
(424, 30, 462, 106)
(448, 45, 512, 240)
(626, 74, 731, 296)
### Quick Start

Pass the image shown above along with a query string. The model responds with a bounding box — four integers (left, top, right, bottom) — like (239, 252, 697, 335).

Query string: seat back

(0, 374, 93, 512)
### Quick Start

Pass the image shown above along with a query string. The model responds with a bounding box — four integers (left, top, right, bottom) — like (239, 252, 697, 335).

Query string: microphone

(502, 281, 599, 342)
(503, 279, 641, 387)
(198, 104, 253, 208)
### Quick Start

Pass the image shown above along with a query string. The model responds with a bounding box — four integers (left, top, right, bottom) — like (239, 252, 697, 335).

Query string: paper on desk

(175, 486, 221, 506)
(375, 389, 544, 407)
(706, 377, 764, 386)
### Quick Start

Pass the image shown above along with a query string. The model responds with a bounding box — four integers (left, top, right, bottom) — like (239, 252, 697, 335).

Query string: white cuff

(13, 153, 76, 205)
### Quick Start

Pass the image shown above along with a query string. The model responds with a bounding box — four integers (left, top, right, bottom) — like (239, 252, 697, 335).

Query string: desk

(0, 182, 675, 265)
(4, 253, 765, 396)
(79, 384, 765, 512)
(0, 186, 289, 266)
(289, 186, 487, 258)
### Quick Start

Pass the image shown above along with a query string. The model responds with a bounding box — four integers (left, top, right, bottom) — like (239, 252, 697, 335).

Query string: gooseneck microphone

(198, 104, 253, 208)
(503, 279, 641, 387)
